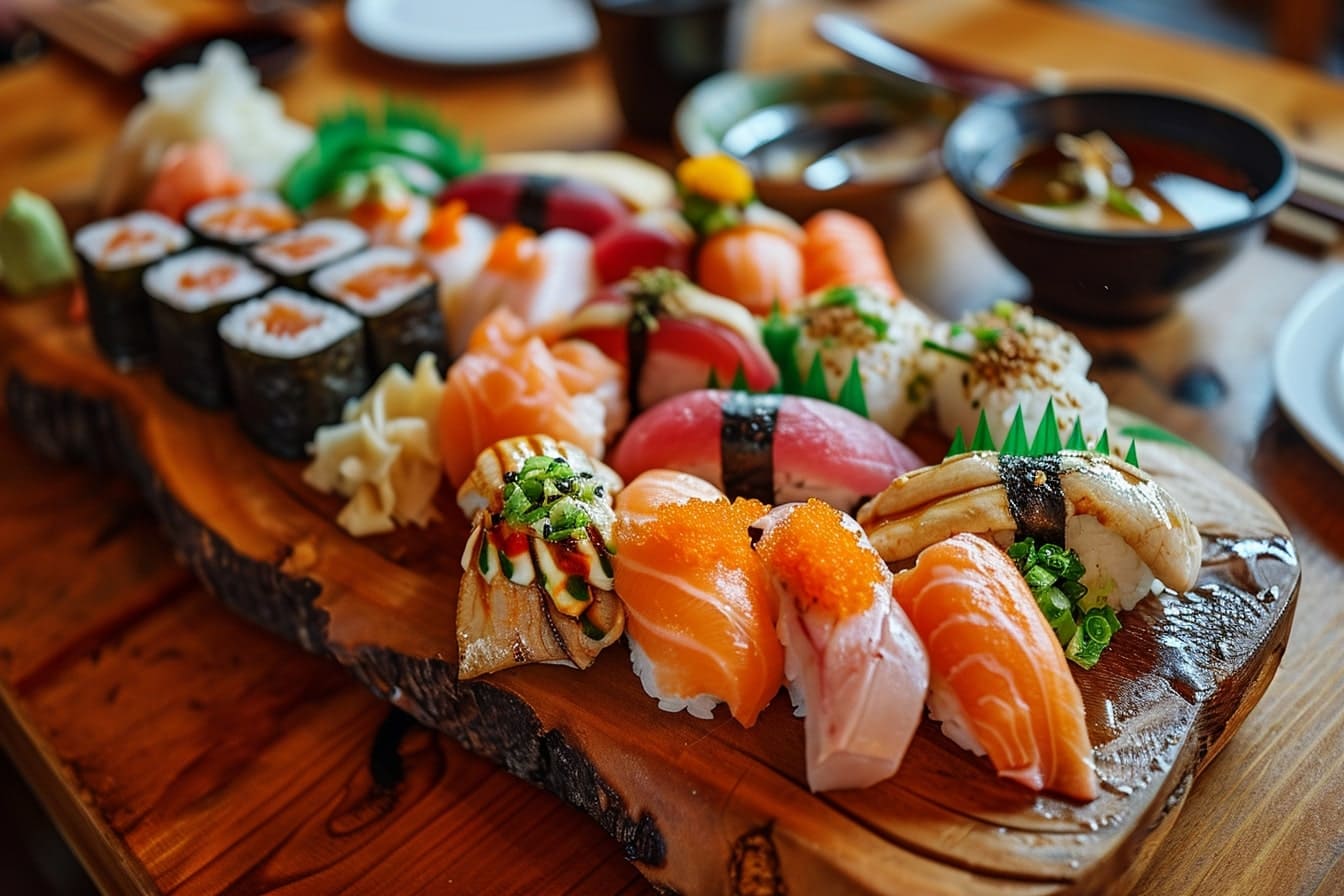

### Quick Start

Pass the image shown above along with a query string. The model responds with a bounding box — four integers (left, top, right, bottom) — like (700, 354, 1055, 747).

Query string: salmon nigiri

(439, 309, 626, 485)
(891, 533, 1097, 801)
(751, 499, 929, 792)
(613, 470, 784, 727)
(697, 224, 805, 315)
(801, 210, 902, 299)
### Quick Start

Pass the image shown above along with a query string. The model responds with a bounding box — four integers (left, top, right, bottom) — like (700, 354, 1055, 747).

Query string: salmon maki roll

(751, 500, 929, 792)
(613, 470, 784, 727)
(891, 533, 1097, 801)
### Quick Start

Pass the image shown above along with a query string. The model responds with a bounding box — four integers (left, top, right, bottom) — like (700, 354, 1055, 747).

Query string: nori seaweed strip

(150, 299, 246, 408)
(517, 175, 562, 232)
(999, 454, 1066, 547)
(80, 257, 160, 369)
(720, 393, 779, 503)
(360, 282, 446, 373)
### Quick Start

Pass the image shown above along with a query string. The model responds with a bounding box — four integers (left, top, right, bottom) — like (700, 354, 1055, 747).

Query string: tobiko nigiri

(613, 470, 784, 726)
(891, 533, 1098, 801)
(607, 390, 922, 511)
(439, 309, 626, 485)
(751, 499, 929, 792)
(566, 269, 777, 414)
(456, 435, 624, 678)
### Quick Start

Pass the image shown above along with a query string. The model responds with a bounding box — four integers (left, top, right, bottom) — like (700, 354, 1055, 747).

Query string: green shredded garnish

(679, 191, 743, 238)
(1065, 418, 1088, 451)
(1009, 536, 1118, 669)
(730, 364, 750, 392)
(992, 299, 1017, 320)
(1117, 423, 1192, 447)
(500, 455, 603, 542)
(761, 305, 804, 395)
(706, 367, 721, 389)
(819, 286, 889, 339)
(1001, 408, 1030, 456)
(803, 352, 830, 403)
(922, 339, 974, 363)
(945, 427, 967, 458)
(1029, 399, 1061, 456)
(1095, 429, 1111, 456)
(1124, 440, 1140, 467)
(971, 410, 996, 452)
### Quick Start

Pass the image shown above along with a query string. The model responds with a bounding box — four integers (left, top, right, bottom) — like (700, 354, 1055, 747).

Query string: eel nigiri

(607, 390, 923, 512)
(566, 269, 778, 414)
(801, 210, 902, 298)
(613, 470, 784, 726)
(891, 533, 1098, 801)
(751, 500, 929, 792)
(455, 435, 624, 679)
(439, 309, 626, 485)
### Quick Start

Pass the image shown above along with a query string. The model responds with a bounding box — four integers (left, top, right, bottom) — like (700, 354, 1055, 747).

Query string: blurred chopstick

(20, 0, 175, 77)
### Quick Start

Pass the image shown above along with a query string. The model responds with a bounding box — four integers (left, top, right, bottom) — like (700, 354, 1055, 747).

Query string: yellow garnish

(675, 154, 754, 205)
(755, 499, 880, 618)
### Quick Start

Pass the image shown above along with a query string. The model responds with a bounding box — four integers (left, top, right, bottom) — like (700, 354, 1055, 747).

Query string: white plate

(346, 0, 597, 67)
(1273, 268, 1344, 475)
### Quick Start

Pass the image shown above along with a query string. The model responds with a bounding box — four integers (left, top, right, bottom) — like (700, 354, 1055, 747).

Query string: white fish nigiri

(420, 202, 495, 347)
(751, 499, 929, 792)
(450, 223, 594, 354)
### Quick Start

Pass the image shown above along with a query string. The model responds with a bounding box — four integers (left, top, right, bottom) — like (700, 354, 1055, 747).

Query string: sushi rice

(187, 191, 298, 246)
(627, 636, 722, 721)
(219, 287, 360, 358)
(74, 211, 189, 270)
(310, 246, 435, 317)
(250, 218, 367, 277)
(144, 247, 272, 311)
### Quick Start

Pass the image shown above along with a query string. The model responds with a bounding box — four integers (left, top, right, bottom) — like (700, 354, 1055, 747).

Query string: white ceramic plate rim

(345, 0, 596, 67)
(1273, 267, 1344, 476)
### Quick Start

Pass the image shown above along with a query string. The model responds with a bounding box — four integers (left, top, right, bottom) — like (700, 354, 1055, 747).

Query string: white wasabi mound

(143, 247, 272, 310)
(97, 41, 313, 214)
(926, 674, 986, 757)
(218, 288, 360, 359)
(627, 636, 721, 721)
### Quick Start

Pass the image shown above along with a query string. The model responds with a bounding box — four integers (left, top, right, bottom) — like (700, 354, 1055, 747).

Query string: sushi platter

(0, 47, 1300, 896)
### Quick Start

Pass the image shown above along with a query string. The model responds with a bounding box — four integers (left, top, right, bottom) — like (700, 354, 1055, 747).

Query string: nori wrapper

(150, 294, 258, 409)
(356, 282, 447, 374)
(79, 255, 160, 369)
(222, 328, 369, 459)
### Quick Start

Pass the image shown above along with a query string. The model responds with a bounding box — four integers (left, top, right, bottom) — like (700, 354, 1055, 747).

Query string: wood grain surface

(0, 1, 1342, 894)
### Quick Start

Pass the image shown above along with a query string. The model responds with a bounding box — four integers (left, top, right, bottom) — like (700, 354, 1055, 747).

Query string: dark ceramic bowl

(942, 90, 1296, 323)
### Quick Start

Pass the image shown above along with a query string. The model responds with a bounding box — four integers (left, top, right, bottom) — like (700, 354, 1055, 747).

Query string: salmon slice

(696, 225, 804, 315)
(613, 470, 783, 727)
(439, 310, 624, 485)
(801, 210, 902, 298)
(891, 533, 1098, 801)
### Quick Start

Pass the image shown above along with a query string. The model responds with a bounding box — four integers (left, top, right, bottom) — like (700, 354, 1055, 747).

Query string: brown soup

(989, 133, 1255, 232)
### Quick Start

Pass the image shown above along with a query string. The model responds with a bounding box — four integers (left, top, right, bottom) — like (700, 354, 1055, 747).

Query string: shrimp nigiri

(801, 210, 901, 298)
(891, 533, 1098, 801)
(613, 470, 784, 727)
(439, 309, 625, 485)
(751, 499, 929, 792)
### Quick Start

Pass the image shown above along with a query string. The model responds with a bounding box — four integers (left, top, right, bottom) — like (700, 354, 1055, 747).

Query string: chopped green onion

(922, 339, 974, 363)
(1010, 535, 1115, 669)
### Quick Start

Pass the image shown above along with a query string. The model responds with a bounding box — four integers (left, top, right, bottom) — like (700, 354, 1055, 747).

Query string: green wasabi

(0, 190, 76, 296)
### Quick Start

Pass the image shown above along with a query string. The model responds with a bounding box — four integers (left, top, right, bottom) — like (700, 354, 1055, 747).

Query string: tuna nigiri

(751, 500, 929, 792)
(440, 171, 630, 237)
(801, 210, 902, 298)
(613, 470, 784, 726)
(592, 209, 693, 284)
(567, 270, 778, 414)
(439, 309, 626, 485)
(890, 533, 1098, 801)
(450, 224, 594, 355)
(608, 390, 923, 511)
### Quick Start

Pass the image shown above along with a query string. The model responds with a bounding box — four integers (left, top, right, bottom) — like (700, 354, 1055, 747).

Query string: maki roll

(250, 218, 368, 291)
(310, 246, 445, 373)
(219, 288, 368, 458)
(73, 211, 191, 368)
(186, 191, 299, 249)
(145, 248, 273, 408)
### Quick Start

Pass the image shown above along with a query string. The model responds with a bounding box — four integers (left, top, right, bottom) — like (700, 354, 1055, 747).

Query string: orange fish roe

(341, 263, 429, 301)
(271, 233, 334, 261)
(621, 496, 770, 573)
(485, 223, 541, 276)
(754, 499, 881, 618)
(178, 264, 236, 291)
(261, 303, 320, 337)
(421, 199, 468, 252)
(202, 205, 298, 234)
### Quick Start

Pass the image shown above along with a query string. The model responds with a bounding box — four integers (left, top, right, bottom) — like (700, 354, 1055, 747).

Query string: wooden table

(2, 1, 1343, 893)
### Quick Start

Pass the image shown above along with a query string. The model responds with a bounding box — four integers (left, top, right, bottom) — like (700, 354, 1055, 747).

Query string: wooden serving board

(1, 293, 1299, 896)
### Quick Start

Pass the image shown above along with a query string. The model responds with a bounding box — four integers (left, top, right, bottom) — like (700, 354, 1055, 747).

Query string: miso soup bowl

(942, 89, 1296, 324)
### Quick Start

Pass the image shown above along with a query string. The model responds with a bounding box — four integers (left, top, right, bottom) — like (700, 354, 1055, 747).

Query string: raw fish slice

(439, 310, 624, 485)
(891, 533, 1098, 801)
(752, 500, 929, 792)
(613, 470, 784, 726)
(608, 390, 922, 511)
(697, 225, 805, 315)
(801, 210, 902, 298)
